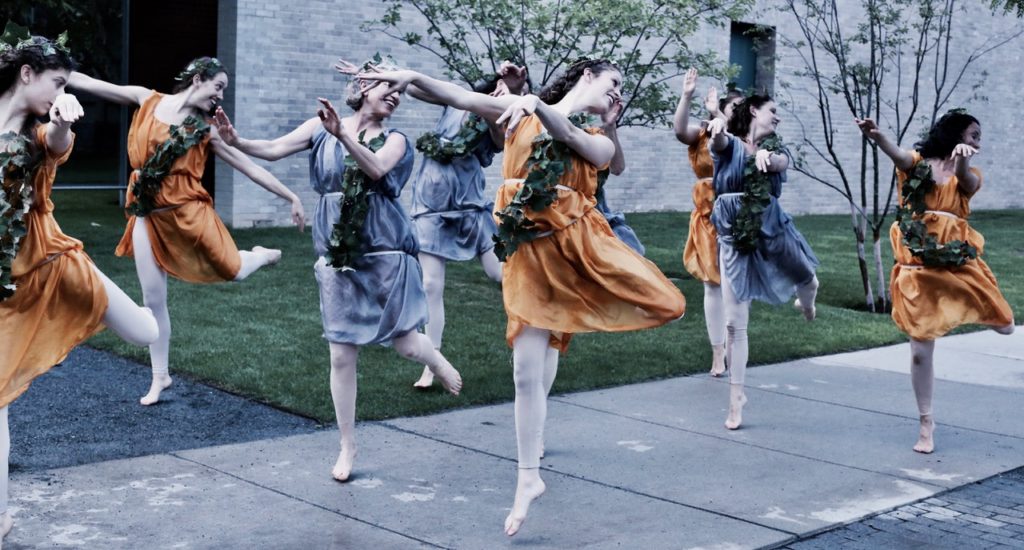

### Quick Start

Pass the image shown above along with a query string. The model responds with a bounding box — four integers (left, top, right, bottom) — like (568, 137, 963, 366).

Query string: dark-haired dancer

(68, 57, 306, 405)
(403, 61, 528, 389)
(360, 58, 685, 536)
(856, 111, 1014, 453)
(673, 68, 743, 376)
(213, 56, 463, 483)
(708, 93, 819, 430)
(0, 27, 158, 539)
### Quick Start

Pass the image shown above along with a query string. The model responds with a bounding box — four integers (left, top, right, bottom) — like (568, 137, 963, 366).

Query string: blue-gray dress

(411, 107, 499, 261)
(309, 125, 428, 345)
(595, 184, 646, 256)
(710, 135, 818, 304)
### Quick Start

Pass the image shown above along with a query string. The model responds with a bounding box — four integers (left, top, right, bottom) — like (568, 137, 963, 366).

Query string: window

(729, 22, 776, 95)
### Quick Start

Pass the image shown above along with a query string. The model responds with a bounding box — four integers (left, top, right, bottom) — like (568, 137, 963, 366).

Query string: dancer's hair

(727, 93, 773, 138)
(538, 58, 618, 104)
(472, 65, 534, 95)
(346, 56, 401, 111)
(718, 89, 745, 114)
(0, 33, 76, 149)
(915, 109, 980, 160)
(171, 56, 227, 93)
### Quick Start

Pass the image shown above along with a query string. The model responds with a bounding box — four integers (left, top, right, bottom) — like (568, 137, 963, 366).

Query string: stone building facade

(213, 0, 1024, 228)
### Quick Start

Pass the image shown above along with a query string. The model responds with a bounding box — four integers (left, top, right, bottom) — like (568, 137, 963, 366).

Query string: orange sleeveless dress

(0, 127, 108, 408)
(682, 127, 720, 284)
(495, 116, 686, 351)
(115, 92, 241, 282)
(890, 151, 1014, 340)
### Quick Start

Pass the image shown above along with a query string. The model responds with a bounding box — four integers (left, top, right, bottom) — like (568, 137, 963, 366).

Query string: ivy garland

(732, 133, 785, 253)
(325, 130, 388, 270)
(492, 112, 596, 261)
(127, 115, 210, 217)
(896, 160, 977, 267)
(0, 132, 40, 302)
(416, 113, 490, 163)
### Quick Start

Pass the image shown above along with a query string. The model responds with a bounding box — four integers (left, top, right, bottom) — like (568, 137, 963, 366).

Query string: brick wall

(215, 0, 1024, 228)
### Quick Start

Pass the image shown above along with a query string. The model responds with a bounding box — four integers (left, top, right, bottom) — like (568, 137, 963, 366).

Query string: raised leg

(233, 246, 282, 281)
(393, 331, 462, 395)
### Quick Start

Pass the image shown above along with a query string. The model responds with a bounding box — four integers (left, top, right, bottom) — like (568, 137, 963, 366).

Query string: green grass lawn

(55, 191, 1023, 423)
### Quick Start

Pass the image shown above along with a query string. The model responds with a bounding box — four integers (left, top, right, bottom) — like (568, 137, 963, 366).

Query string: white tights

(419, 250, 502, 349)
(512, 326, 559, 469)
(720, 277, 751, 386)
(132, 217, 271, 378)
(329, 331, 456, 445)
(910, 339, 935, 416)
(703, 282, 726, 347)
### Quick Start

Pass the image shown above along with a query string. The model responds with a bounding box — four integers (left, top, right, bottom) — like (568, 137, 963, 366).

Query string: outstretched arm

(855, 118, 915, 171)
(672, 68, 702, 145)
(44, 93, 84, 155)
(68, 72, 150, 106)
(358, 70, 519, 124)
(209, 127, 306, 231)
(214, 108, 318, 161)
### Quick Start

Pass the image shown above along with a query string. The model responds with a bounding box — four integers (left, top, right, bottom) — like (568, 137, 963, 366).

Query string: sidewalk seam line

(377, 421, 797, 539)
(168, 452, 451, 550)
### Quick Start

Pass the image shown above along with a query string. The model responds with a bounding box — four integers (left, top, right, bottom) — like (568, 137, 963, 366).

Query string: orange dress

(495, 116, 686, 351)
(115, 92, 241, 282)
(682, 127, 720, 284)
(0, 126, 108, 408)
(890, 151, 1014, 340)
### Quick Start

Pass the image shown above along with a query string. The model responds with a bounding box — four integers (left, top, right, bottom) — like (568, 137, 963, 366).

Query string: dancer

(673, 68, 743, 376)
(708, 93, 820, 430)
(359, 58, 686, 536)
(0, 27, 159, 540)
(404, 61, 527, 389)
(212, 56, 463, 483)
(856, 111, 1014, 453)
(67, 57, 306, 406)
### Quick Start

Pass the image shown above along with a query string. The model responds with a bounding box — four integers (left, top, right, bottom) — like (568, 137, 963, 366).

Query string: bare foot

(793, 297, 816, 322)
(428, 358, 463, 396)
(725, 385, 747, 430)
(914, 415, 935, 454)
(253, 246, 283, 266)
(331, 444, 357, 482)
(504, 469, 546, 536)
(412, 365, 434, 389)
(1, 511, 12, 539)
(993, 323, 1015, 335)
(710, 343, 727, 377)
(140, 373, 172, 406)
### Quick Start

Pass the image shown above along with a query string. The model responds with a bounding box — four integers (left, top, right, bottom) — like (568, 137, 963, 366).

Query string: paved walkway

(4, 329, 1022, 549)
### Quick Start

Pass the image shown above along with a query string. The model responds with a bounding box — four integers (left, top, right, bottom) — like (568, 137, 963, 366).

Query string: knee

(393, 333, 428, 362)
(422, 272, 444, 299)
(137, 311, 160, 345)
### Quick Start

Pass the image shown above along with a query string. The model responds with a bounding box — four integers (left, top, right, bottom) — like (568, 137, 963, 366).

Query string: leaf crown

(0, 22, 70, 58)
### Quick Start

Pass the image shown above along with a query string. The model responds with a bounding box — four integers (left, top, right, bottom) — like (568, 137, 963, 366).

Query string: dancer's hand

(496, 94, 540, 137)
(681, 67, 698, 97)
(705, 86, 720, 118)
(333, 58, 360, 77)
(490, 79, 510, 98)
(951, 143, 978, 160)
(317, 97, 346, 139)
(291, 197, 306, 232)
(498, 61, 529, 94)
(602, 97, 623, 128)
(707, 117, 726, 139)
(355, 69, 416, 96)
(855, 118, 881, 141)
(213, 107, 239, 146)
(49, 93, 84, 128)
(755, 149, 773, 172)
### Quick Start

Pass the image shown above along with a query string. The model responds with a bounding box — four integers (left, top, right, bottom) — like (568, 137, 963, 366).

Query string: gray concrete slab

(739, 360, 1024, 439)
(172, 427, 788, 549)
(389, 400, 937, 535)
(4, 454, 425, 550)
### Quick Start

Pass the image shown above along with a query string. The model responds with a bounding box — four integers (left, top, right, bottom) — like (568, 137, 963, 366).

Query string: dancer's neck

(0, 94, 30, 134)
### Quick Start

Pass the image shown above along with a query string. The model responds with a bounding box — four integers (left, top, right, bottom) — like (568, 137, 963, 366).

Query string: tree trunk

(872, 225, 889, 310)
(849, 203, 875, 312)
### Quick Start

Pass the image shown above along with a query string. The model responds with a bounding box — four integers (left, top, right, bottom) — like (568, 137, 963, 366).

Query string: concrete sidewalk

(5, 329, 1022, 549)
